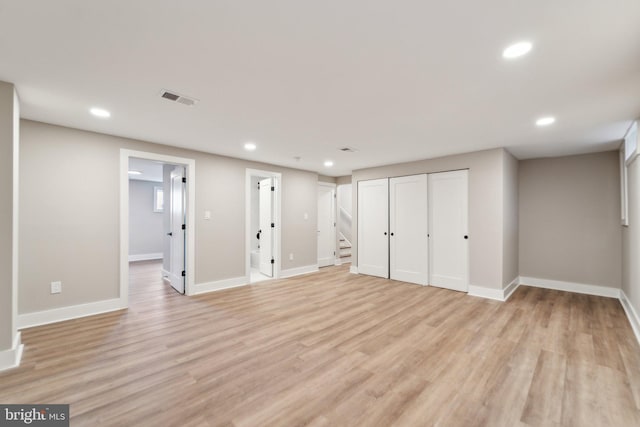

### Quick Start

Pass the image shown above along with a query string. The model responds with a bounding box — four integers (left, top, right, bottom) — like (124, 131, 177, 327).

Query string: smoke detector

(159, 89, 199, 106)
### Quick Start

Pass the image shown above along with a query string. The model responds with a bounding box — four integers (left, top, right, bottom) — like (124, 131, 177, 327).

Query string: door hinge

(182, 177, 186, 183)
(271, 258, 275, 264)
(271, 222, 275, 228)
(271, 186, 275, 191)
(181, 270, 186, 277)
(181, 224, 186, 230)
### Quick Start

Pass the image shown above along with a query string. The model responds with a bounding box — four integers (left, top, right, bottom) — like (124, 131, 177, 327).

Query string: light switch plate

(51, 281, 62, 294)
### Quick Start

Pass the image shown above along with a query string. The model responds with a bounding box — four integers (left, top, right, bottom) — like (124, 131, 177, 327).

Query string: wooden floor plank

(0, 260, 639, 426)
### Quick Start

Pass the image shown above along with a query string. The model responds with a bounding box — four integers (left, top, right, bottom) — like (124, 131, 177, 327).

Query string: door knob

(384, 232, 387, 235)
(167, 232, 173, 236)
(464, 235, 468, 239)
(390, 232, 394, 236)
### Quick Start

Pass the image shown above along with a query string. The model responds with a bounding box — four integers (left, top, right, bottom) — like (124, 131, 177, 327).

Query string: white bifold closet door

(357, 178, 389, 278)
(428, 170, 469, 292)
(389, 174, 428, 285)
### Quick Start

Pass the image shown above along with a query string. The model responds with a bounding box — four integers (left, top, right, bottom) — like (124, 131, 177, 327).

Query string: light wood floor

(2, 262, 640, 426)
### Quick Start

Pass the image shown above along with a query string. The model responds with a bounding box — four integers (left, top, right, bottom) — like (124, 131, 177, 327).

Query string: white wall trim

(121, 149, 196, 306)
(128, 252, 163, 262)
(280, 264, 319, 279)
(245, 169, 282, 282)
(18, 298, 125, 330)
(620, 290, 640, 346)
(468, 285, 506, 301)
(0, 332, 23, 372)
(194, 277, 248, 295)
(503, 276, 521, 301)
(349, 265, 358, 274)
(519, 276, 620, 299)
(161, 268, 171, 281)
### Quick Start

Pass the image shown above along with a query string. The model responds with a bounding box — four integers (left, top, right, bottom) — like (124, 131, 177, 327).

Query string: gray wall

(0, 82, 18, 351)
(519, 152, 621, 288)
(352, 148, 509, 290)
(318, 175, 336, 184)
(623, 152, 640, 319)
(129, 180, 164, 256)
(502, 150, 519, 285)
(19, 120, 318, 314)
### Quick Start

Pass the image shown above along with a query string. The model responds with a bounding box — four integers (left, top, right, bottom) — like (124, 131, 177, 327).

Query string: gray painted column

(0, 80, 20, 370)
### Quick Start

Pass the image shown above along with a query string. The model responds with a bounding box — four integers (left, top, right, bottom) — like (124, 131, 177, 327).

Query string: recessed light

(535, 116, 556, 127)
(324, 160, 334, 167)
(502, 41, 533, 59)
(244, 142, 257, 151)
(90, 107, 111, 118)
(128, 170, 142, 175)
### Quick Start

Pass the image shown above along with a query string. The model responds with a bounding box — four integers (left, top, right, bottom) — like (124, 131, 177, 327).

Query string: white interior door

(259, 177, 274, 277)
(169, 166, 186, 293)
(428, 170, 469, 292)
(357, 179, 389, 278)
(390, 174, 428, 285)
(317, 184, 335, 268)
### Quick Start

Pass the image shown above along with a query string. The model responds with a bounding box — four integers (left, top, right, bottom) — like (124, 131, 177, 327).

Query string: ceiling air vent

(339, 147, 357, 153)
(159, 89, 198, 106)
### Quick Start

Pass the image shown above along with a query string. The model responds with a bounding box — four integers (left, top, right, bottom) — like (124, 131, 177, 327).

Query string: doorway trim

(120, 149, 196, 308)
(245, 168, 282, 283)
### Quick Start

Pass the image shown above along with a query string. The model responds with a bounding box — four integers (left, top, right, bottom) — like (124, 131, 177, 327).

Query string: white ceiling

(128, 157, 163, 182)
(1, 1, 639, 176)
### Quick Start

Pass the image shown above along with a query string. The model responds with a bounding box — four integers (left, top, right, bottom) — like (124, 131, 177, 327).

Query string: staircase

(339, 235, 352, 263)
(338, 205, 352, 263)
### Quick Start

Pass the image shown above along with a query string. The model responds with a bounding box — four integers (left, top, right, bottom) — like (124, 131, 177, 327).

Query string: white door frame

(120, 149, 196, 307)
(245, 168, 282, 282)
(317, 182, 337, 266)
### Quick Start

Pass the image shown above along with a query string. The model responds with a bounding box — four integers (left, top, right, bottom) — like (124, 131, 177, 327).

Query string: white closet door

(428, 170, 469, 292)
(389, 174, 428, 285)
(357, 179, 389, 278)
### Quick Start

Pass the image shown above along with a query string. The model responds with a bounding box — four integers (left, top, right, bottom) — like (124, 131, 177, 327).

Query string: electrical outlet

(289, 253, 294, 261)
(51, 281, 62, 294)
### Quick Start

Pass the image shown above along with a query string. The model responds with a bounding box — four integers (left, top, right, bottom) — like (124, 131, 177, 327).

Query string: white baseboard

(129, 252, 163, 262)
(280, 264, 319, 279)
(193, 276, 248, 295)
(620, 290, 640, 346)
(467, 276, 520, 302)
(349, 265, 358, 274)
(334, 258, 342, 266)
(0, 332, 23, 372)
(503, 276, 521, 301)
(468, 285, 506, 301)
(18, 298, 125, 329)
(161, 269, 170, 281)
(519, 276, 620, 299)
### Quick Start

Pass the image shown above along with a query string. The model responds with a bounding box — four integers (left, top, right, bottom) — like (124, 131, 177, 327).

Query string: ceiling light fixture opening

(244, 142, 257, 151)
(324, 160, 334, 167)
(90, 107, 111, 118)
(536, 116, 556, 127)
(502, 41, 533, 59)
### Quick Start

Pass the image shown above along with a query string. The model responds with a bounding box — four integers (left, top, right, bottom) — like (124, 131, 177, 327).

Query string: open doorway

(120, 149, 195, 308)
(246, 169, 282, 283)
